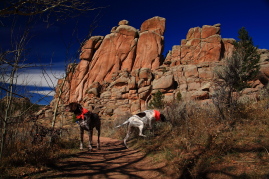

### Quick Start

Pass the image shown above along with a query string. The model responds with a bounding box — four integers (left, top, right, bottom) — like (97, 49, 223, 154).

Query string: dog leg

(97, 128, 100, 150)
(80, 128, 84, 150)
(138, 125, 146, 137)
(88, 129, 93, 151)
(123, 125, 132, 148)
(148, 120, 153, 130)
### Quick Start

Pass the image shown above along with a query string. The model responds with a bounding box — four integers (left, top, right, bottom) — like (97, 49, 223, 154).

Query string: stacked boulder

(52, 16, 269, 119)
(165, 24, 235, 65)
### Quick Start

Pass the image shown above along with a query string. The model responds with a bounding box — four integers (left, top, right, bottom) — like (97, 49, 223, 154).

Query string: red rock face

(65, 17, 166, 102)
(80, 36, 103, 61)
(69, 60, 90, 102)
(85, 25, 138, 84)
(56, 18, 267, 118)
(133, 16, 165, 70)
(140, 16, 166, 35)
(133, 31, 164, 70)
(222, 38, 235, 58)
(169, 24, 227, 65)
(58, 21, 237, 104)
(201, 25, 220, 38)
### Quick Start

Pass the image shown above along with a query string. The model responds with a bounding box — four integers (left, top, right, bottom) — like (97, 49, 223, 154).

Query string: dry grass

(0, 120, 81, 178)
(2, 97, 269, 178)
(116, 99, 269, 178)
(101, 112, 132, 139)
(0, 112, 129, 178)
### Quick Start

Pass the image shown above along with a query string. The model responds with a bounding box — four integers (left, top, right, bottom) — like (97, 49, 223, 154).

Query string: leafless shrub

(0, 0, 106, 162)
(211, 85, 234, 121)
(130, 100, 244, 177)
(0, 0, 105, 21)
(0, 119, 74, 176)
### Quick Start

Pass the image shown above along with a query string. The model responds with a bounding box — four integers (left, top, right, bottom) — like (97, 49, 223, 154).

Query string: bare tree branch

(0, 0, 106, 18)
(0, 86, 26, 98)
(0, 0, 107, 161)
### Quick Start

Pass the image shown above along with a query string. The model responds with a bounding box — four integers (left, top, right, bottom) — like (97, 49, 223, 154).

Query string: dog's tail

(115, 120, 129, 128)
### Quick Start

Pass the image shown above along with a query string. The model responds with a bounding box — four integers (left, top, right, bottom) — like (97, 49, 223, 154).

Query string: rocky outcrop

(165, 24, 234, 65)
(52, 17, 269, 119)
(62, 16, 166, 102)
(257, 49, 269, 86)
(133, 16, 165, 70)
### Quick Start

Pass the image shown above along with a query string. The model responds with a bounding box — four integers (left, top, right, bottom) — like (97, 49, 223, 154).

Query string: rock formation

(64, 16, 166, 102)
(52, 16, 269, 119)
(165, 24, 235, 65)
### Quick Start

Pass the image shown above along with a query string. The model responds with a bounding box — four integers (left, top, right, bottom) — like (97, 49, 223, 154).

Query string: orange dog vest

(154, 110, 161, 121)
(76, 108, 89, 120)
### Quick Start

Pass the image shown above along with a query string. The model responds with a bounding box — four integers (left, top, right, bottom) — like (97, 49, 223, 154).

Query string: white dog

(115, 110, 166, 148)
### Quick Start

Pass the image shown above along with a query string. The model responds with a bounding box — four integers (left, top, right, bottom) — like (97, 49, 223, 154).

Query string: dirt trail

(34, 136, 172, 179)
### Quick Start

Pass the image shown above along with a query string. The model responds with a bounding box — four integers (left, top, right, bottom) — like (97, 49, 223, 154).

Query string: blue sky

(1, 0, 269, 105)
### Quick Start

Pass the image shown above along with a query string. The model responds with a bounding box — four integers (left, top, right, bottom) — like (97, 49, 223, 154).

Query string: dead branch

(0, 0, 105, 17)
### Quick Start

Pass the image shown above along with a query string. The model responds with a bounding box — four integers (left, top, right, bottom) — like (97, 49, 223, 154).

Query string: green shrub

(148, 90, 164, 109)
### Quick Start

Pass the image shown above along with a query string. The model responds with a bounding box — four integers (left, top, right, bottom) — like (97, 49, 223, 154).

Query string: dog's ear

(160, 114, 166, 122)
(136, 112, 146, 118)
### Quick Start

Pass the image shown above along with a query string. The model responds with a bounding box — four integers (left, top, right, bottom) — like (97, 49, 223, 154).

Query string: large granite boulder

(52, 18, 269, 119)
(133, 16, 165, 70)
(167, 24, 230, 65)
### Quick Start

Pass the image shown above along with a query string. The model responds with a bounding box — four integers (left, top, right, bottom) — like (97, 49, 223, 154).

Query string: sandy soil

(32, 136, 173, 179)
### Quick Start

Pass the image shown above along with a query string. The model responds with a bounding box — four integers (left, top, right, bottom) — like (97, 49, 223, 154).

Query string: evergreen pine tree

(216, 27, 260, 91)
(233, 27, 260, 90)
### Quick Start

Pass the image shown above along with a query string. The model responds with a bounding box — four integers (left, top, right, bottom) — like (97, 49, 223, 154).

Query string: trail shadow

(30, 139, 167, 179)
(180, 145, 269, 179)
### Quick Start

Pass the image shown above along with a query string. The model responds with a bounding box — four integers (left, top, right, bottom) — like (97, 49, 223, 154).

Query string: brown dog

(66, 102, 101, 151)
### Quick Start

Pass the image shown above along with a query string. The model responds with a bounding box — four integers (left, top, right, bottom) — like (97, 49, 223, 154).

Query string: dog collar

(154, 110, 161, 121)
(76, 108, 89, 120)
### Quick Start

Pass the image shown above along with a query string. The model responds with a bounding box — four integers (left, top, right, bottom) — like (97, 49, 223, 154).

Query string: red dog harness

(76, 108, 89, 120)
(153, 110, 161, 121)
